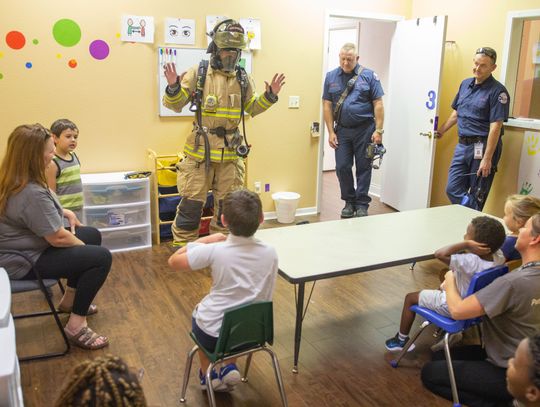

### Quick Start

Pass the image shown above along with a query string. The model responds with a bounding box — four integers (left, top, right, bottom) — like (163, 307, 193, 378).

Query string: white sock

(398, 332, 408, 341)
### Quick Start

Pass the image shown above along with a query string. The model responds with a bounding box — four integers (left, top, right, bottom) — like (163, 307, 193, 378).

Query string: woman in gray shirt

(0, 124, 112, 350)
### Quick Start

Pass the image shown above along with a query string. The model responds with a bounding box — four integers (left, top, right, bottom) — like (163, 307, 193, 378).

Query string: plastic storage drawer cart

(81, 172, 151, 253)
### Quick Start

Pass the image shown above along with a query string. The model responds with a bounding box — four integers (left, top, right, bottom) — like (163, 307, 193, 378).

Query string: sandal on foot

(58, 304, 98, 316)
(64, 326, 109, 350)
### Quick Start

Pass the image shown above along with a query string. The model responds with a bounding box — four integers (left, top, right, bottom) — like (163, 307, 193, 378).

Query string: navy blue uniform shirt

(451, 75, 510, 137)
(323, 64, 384, 128)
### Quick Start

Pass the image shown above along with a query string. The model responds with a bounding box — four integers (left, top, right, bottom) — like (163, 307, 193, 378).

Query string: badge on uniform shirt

(373, 72, 380, 81)
(474, 142, 484, 159)
(498, 92, 508, 104)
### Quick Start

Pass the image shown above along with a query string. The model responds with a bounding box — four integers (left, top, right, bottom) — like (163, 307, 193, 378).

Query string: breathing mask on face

(207, 19, 246, 72)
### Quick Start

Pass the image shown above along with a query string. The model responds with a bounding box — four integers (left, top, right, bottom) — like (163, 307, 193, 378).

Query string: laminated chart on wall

(240, 18, 262, 50)
(518, 131, 540, 195)
(121, 15, 155, 44)
(158, 47, 252, 117)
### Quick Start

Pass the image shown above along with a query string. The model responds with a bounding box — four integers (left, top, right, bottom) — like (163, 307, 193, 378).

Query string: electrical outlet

(254, 181, 261, 194)
(288, 96, 300, 109)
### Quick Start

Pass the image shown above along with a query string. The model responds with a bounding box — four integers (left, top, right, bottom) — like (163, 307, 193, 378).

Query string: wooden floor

(16, 172, 451, 406)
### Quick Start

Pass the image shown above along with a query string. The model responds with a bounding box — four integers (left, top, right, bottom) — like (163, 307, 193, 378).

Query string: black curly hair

(470, 216, 506, 254)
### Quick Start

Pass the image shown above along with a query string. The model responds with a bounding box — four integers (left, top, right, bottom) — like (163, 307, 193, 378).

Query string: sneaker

(219, 363, 241, 390)
(341, 203, 355, 218)
(355, 207, 368, 217)
(430, 332, 463, 353)
(385, 333, 416, 352)
(199, 369, 228, 392)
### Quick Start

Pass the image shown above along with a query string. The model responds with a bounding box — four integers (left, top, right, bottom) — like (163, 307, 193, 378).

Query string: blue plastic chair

(179, 301, 288, 407)
(390, 264, 509, 407)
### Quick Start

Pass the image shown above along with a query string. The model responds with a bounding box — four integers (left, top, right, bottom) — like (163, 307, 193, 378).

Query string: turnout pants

(172, 155, 245, 246)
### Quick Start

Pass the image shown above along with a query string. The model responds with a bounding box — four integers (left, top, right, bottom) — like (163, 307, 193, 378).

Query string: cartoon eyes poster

(165, 18, 195, 45)
(121, 15, 155, 43)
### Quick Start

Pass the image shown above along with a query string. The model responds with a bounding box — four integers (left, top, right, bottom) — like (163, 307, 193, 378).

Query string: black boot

(341, 202, 355, 218)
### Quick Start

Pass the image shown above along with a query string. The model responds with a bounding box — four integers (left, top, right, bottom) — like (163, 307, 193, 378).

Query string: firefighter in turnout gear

(163, 19, 285, 246)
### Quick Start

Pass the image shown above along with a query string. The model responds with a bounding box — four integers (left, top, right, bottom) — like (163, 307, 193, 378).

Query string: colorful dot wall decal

(6, 31, 26, 50)
(0, 73, 3, 80)
(89, 39, 109, 60)
(68, 59, 77, 68)
(53, 19, 81, 47)
(56, 53, 62, 58)
(32, 39, 39, 45)
(25, 62, 32, 69)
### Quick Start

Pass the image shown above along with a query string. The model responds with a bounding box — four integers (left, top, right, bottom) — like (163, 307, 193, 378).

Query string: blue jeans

(446, 138, 502, 209)
(334, 120, 375, 210)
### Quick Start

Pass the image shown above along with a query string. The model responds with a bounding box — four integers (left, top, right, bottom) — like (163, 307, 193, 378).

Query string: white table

(256, 205, 486, 372)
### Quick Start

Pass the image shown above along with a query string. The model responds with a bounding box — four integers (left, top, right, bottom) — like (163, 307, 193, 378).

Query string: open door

(380, 16, 447, 211)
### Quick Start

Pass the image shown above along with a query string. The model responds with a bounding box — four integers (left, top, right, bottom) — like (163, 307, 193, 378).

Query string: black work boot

(341, 202, 355, 218)
(355, 207, 368, 217)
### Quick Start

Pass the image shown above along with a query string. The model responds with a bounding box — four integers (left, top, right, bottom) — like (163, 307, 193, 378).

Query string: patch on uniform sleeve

(373, 72, 380, 81)
(498, 92, 508, 104)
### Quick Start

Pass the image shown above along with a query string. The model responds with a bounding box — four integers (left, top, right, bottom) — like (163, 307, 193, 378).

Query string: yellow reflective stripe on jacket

(201, 107, 242, 120)
(183, 145, 238, 162)
(256, 94, 272, 109)
(244, 95, 256, 114)
(164, 87, 190, 105)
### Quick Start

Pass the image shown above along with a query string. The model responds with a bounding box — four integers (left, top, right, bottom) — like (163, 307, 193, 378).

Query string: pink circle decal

(6, 31, 26, 50)
(89, 40, 109, 60)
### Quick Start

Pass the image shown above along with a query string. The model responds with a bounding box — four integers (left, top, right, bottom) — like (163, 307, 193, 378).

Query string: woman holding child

(0, 123, 112, 350)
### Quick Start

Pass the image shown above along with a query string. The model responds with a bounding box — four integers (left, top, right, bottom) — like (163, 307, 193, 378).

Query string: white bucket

(272, 192, 301, 224)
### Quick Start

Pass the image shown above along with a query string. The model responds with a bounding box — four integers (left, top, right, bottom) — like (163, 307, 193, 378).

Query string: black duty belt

(209, 127, 238, 137)
(458, 136, 485, 145)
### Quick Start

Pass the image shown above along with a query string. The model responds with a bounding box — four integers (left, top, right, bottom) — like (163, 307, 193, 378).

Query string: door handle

(419, 131, 432, 139)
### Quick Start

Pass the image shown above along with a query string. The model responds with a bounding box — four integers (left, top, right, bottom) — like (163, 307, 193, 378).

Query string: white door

(380, 16, 447, 211)
(323, 26, 358, 171)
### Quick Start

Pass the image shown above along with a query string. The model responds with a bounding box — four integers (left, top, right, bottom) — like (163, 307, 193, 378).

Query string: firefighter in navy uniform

(163, 19, 285, 246)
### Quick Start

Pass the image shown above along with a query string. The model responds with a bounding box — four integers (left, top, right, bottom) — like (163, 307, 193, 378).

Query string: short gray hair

(341, 43, 357, 54)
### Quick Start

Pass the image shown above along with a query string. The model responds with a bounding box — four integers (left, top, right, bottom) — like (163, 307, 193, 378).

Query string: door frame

(317, 10, 404, 213)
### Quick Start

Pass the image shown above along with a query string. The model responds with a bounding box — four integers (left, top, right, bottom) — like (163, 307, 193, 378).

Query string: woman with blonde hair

(502, 194, 540, 261)
(0, 123, 112, 349)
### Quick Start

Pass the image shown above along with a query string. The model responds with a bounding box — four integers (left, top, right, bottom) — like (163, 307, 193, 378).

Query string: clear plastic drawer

(100, 226, 151, 252)
(84, 204, 149, 228)
(83, 180, 148, 206)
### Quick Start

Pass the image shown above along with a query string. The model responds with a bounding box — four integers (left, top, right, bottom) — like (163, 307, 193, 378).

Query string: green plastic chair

(179, 301, 288, 407)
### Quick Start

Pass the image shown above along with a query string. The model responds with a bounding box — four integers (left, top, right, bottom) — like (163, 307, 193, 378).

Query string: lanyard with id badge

(474, 142, 484, 160)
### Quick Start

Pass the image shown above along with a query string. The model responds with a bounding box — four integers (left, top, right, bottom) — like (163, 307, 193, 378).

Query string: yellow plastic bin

(272, 192, 301, 224)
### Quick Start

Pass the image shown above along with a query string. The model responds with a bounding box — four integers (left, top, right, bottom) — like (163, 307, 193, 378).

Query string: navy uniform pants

(334, 120, 375, 210)
(446, 138, 502, 210)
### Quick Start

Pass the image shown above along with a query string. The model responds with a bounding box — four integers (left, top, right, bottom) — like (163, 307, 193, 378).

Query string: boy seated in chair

(168, 189, 278, 391)
(385, 216, 506, 352)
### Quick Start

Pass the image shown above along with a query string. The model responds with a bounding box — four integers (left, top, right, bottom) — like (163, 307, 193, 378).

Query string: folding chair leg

(179, 345, 198, 403)
(391, 320, 431, 367)
(263, 348, 288, 407)
(242, 353, 253, 383)
(19, 281, 71, 362)
(442, 334, 461, 407)
(206, 362, 218, 407)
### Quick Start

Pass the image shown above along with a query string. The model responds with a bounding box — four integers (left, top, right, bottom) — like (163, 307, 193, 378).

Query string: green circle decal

(52, 19, 81, 47)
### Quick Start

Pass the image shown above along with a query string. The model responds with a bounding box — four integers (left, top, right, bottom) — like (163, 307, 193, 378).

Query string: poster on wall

(121, 15, 155, 43)
(240, 18, 261, 50)
(517, 131, 540, 196)
(165, 18, 195, 45)
(206, 15, 228, 45)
